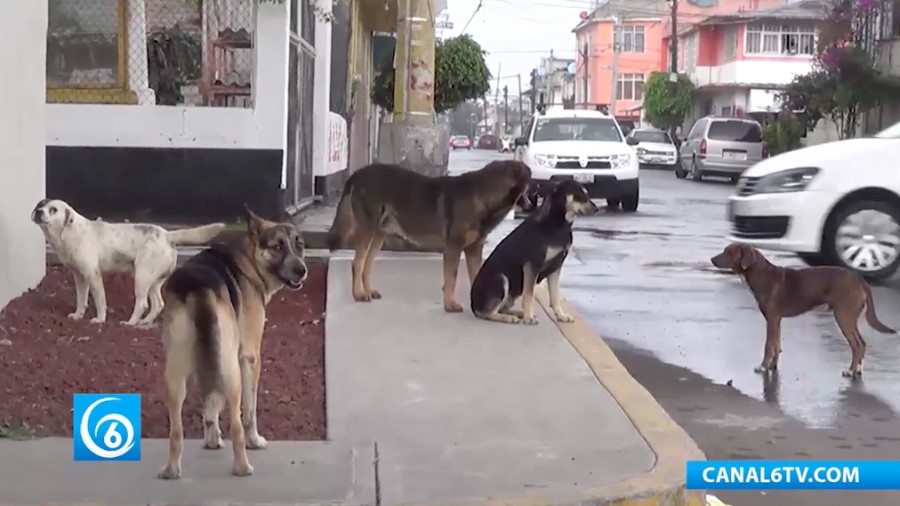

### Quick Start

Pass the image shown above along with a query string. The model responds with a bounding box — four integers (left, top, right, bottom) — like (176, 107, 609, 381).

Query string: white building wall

(0, 1, 48, 308)
(47, 1, 290, 176)
(691, 59, 814, 88)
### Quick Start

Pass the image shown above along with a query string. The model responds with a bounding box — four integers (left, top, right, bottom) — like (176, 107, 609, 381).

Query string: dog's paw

(67, 312, 84, 320)
(121, 320, 139, 326)
(90, 316, 106, 324)
(203, 437, 225, 450)
(232, 462, 254, 477)
(157, 464, 182, 480)
(444, 301, 464, 313)
(753, 365, 769, 374)
(353, 291, 372, 302)
(554, 312, 575, 323)
(246, 434, 268, 450)
(522, 316, 539, 325)
(842, 369, 861, 378)
(368, 289, 382, 300)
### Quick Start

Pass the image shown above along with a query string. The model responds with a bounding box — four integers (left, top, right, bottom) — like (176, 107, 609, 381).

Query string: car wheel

(690, 158, 703, 181)
(606, 198, 621, 210)
(675, 161, 688, 179)
(823, 199, 900, 281)
(621, 186, 639, 212)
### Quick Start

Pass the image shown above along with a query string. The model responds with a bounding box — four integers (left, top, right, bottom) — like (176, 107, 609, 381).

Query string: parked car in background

(450, 135, 472, 150)
(677, 116, 766, 182)
(499, 137, 513, 153)
(726, 120, 900, 280)
(625, 128, 678, 170)
(513, 107, 640, 211)
(477, 134, 499, 150)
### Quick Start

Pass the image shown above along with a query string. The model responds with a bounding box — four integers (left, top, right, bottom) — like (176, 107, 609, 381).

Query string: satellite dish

(579, 11, 589, 19)
(566, 62, 576, 74)
(537, 67, 547, 77)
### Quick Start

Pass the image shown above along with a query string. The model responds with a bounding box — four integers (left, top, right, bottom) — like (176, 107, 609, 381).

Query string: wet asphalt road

(451, 149, 900, 505)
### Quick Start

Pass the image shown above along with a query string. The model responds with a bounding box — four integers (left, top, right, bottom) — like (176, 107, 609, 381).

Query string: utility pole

(493, 62, 502, 136)
(670, 0, 679, 75)
(530, 69, 537, 114)
(609, 15, 621, 116)
(503, 85, 509, 135)
(581, 41, 590, 108)
(516, 74, 524, 134)
(669, 0, 680, 145)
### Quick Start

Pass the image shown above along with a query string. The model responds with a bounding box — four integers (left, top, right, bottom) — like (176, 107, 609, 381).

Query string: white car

(513, 107, 640, 211)
(726, 121, 900, 280)
(625, 128, 679, 169)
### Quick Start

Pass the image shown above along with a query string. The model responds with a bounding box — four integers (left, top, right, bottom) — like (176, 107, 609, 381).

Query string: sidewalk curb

(535, 286, 707, 506)
(446, 286, 707, 506)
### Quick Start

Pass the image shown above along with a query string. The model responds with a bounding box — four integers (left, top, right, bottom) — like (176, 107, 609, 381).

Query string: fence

(46, 0, 254, 107)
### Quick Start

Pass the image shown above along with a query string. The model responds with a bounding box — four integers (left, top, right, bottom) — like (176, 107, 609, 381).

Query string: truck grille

(731, 216, 790, 239)
(554, 156, 611, 169)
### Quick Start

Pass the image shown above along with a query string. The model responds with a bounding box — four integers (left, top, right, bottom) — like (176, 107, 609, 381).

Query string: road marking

(707, 495, 732, 506)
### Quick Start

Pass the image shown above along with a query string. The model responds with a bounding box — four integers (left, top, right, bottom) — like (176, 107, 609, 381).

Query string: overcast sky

(439, 0, 596, 96)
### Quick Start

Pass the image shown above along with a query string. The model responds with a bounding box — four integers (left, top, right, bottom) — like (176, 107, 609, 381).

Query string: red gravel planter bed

(0, 261, 327, 441)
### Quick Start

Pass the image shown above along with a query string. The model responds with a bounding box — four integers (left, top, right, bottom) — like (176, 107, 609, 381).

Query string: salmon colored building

(572, 0, 784, 128)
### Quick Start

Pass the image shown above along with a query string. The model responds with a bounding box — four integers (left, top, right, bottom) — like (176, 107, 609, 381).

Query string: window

(724, 27, 737, 60)
(46, 0, 134, 104)
(616, 73, 644, 101)
(744, 22, 816, 56)
(684, 34, 697, 72)
(631, 131, 672, 144)
(533, 117, 622, 142)
(708, 120, 763, 142)
(616, 25, 645, 53)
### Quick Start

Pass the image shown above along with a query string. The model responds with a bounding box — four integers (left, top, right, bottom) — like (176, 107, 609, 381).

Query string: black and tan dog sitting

(470, 179, 599, 325)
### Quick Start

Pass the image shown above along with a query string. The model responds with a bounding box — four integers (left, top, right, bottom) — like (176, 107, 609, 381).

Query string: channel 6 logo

(73, 393, 141, 461)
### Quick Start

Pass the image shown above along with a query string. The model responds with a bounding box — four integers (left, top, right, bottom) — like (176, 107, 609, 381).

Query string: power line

(459, 0, 484, 35)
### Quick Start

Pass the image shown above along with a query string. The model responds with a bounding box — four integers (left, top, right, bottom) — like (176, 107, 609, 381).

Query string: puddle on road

(574, 228, 673, 241)
(643, 260, 734, 275)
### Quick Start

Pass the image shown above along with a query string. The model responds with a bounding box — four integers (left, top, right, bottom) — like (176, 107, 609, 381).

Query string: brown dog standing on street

(711, 243, 896, 378)
(327, 160, 533, 312)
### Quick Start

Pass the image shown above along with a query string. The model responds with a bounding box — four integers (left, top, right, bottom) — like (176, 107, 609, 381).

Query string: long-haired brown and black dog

(327, 160, 534, 312)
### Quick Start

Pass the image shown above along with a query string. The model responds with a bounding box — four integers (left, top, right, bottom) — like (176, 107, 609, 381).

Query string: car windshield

(631, 131, 671, 144)
(453, 136, 468, 141)
(533, 117, 622, 142)
(874, 121, 900, 138)
(707, 120, 762, 142)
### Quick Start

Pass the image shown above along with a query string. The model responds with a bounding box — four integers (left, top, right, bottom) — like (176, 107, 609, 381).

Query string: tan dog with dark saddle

(711, 243, 896, 378)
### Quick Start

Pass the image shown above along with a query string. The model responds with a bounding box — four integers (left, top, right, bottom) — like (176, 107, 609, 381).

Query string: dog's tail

(863, 282, 896, 334)
(167, 223, 227, 246)
(192, 292, 223, 398)
(327, 178, 356, 251)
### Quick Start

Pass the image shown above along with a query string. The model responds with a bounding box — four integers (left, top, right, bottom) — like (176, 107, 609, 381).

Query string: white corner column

(127, 0, 156, 105)
(253, 0, 290, 187)
(312, 0, 333, 184)
(0, 0, 48, 308)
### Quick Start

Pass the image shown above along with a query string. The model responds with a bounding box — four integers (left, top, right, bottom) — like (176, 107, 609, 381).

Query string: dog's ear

(739, 245, 757, 270)
(244, 204, 267, 239)
(63, 208, 73, 228)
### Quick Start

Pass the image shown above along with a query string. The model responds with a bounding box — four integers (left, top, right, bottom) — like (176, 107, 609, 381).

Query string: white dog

(31, 199, 226, 326)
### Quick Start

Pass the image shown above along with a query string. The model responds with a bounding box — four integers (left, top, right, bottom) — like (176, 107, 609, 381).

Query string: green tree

(372, 34, 492, 114)
(642, 72, 694, 131)
(762, 113, 806, 156)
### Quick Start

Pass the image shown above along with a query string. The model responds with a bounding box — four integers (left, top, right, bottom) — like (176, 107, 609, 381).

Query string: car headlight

(610, 153, 633, 169)
(754, 167, 820, 194)
(534, 154, 557, 168)
(635, 147, 647, 155)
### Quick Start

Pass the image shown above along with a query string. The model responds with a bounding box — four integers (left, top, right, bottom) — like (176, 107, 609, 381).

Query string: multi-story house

(572, 0, 783, 128)
(534, 54, 576, 107)
(671, 0, 833, 142)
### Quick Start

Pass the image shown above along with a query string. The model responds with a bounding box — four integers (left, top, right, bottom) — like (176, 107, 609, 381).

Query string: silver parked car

(676, 116, 765, 182)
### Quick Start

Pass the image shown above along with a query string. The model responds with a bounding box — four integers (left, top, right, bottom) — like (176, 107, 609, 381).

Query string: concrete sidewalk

(2, 254, 705, 505)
